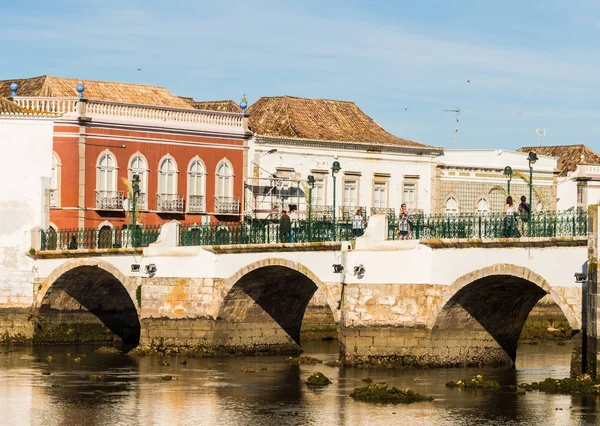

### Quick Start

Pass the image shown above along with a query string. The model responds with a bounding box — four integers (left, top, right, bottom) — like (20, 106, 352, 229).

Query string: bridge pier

(586, 206, 600, 377)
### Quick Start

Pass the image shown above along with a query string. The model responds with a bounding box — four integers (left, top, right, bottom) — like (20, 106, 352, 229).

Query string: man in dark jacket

(518, 196, 531, 236)
(280, 210, 291, 242)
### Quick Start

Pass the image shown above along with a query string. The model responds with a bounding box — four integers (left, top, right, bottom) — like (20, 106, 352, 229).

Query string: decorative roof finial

(9, 82, 18, 97)
(76, 83, 85, 99)
(240, 94, 248, 114)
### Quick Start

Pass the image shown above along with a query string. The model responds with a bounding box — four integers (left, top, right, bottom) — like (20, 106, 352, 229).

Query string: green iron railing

(387, 210, 588, 240)
(40, 225, 162, 251)
(38, 210, 588, 251)
(179, 219, 357, 246)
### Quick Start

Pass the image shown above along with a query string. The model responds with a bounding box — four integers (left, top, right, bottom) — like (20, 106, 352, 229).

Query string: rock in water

(445, 375, 500, 390)
(306, 372, 332, 387)
(350, 382, 433, 404)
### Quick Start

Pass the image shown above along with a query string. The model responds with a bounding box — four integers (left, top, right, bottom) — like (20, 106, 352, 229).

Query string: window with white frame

(343, 180, 358, 207)
(158, 157, 177, 194)
(445, 197, 458, 215)
(373, 181, 387, 209)
(188, 159, 205, 211)
(403, 183, 417, 210)
(216, 162, 233, 198)
(97, 152, 117, 193)
(129, 155, 148, 209)
(50, 153, 59, 207)
(477, 198, 489, 214)
(313, 178, 325, 206)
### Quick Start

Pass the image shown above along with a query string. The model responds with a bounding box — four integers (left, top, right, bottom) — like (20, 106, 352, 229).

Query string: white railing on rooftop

(12, 97, 244, 128)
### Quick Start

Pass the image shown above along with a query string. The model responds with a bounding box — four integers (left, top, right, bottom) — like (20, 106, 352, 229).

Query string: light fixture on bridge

(131, 264, 141, 272)
(575, 272, 587, 283)
(353, 264, 366, 279)
(332, 264, 344, 274)
(145, 264, 157, 276)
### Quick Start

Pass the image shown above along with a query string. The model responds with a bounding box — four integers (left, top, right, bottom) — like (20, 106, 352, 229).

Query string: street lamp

(503, 166, 513, 196)
(527, 151, 538, 234)
(307, 175, 315, 239)
(131, 174, 141, 247)
(331, 159, 341, 238)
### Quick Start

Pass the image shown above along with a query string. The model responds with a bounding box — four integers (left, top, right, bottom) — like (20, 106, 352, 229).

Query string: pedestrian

(397, 203, 411, 240)
(518, 195, 531, 237)
(279, 210, 291, 243)
(503, 196, 519, 237)
(352, 209, 365, 237)
(68, 235, 77, 250)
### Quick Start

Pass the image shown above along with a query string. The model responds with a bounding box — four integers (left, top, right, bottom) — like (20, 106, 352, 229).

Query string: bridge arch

(35, 258, 140, 346)
(215, 258, 337, 349)
(430, 263, 578, 366)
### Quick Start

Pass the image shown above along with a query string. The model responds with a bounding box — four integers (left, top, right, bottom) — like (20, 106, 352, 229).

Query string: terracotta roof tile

(181, 97, 242, 113)
(246, 96, 437, 150)
(0, 76, 193, 109)
(518, 145, 600, 176)
(0, 97, 27, 114)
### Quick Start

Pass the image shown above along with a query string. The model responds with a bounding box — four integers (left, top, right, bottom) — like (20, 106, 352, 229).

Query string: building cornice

(253, 135, 443, 157)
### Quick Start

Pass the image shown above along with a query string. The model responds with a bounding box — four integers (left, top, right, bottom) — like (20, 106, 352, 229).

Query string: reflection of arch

(217, 259, 334, 346)
(431, 264, 578, 365)
(36, 259, 139, 345)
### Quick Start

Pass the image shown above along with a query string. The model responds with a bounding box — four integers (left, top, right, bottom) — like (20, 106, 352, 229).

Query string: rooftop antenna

(443, 107, 461, 143)
(536, 128, 546, 146)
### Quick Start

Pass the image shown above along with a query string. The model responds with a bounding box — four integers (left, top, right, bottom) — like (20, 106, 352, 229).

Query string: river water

(0, 340, 597, 426)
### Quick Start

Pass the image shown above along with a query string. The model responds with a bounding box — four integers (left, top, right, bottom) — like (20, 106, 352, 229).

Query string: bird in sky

(466, 80, 471, 83)
(137, 68, 142, 71)
(404, 108, 408, 111)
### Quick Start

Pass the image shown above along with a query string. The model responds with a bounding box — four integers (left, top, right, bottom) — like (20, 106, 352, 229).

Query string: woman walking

(503, 196, 518, 237)
(352, 209, 366, 237)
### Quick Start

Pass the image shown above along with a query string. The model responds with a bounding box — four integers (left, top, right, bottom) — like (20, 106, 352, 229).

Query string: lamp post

(331, 160, 341, 238)
(307, 175, 315, 239)
(131, 174, 140, 247)
(503, 166, 513, 196)
(527, 151, 538, 234)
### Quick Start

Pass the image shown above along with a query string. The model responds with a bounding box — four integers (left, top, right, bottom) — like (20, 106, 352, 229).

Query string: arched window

(96, 151, 122, 209)
(129, 154, 148, 210)
(476, 198, 489, 214)
(188, 159, 205, 212)
(445, 197, 458, 215)
(50, 153, 60, 207)
(158, 157, 177, 195)
(216, 161, 233, 199)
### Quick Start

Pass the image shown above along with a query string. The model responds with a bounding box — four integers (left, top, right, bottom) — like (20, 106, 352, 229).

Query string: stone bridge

(1, 217, 588, 368)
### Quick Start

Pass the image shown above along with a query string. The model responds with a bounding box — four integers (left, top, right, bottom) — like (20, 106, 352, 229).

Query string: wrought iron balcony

(126, 193, 147, 211)
(340, 205, 367, 220)
(370, 207, 395, 217)
(214, 196, 240, 214)
(95, 190, 124, 210)
(157, 193, 184, 213)
(310, 205, 333, 220)
(188, 195, 205, 213)
(49, 189, 58, 207)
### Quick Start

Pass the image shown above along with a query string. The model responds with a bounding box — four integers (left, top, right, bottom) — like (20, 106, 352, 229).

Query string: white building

(0, 98, 55, 306)
(243, 96, 443, 219)
(518, 145, 600, 211)
(437, 149, 557, 214)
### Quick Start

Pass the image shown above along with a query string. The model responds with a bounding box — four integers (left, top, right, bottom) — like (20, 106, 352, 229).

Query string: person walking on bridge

(518, 195, 531, 237)
(279, 210, 291, 243)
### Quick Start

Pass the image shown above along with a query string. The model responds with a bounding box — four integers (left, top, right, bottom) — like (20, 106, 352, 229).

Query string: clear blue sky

(2, 0, 600, 151)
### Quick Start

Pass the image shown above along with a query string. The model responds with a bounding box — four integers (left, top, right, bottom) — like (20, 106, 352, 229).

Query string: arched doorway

(429, 265, 578, 367)
(35, 260, 140, 346)
(215, 260, 333, 353)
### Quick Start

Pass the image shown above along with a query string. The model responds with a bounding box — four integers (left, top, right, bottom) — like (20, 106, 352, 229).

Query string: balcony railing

(188, 195, 205, 213)
(214, 196, 240, 214)
(49, 189, 58, 207)
(95, 190, 124, 210)
(371, 207, 395, 218)
(310, 205, 333, 220)
(340, 206, 367, 220)
(157, 194, 184, 213)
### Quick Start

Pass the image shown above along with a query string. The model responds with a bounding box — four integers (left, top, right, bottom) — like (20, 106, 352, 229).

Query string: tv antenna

(536, 128, 546, 146)
(443, 107, 461, 143)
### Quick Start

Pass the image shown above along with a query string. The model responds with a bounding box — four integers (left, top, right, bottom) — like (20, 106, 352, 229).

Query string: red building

(0, 76, 248, 240)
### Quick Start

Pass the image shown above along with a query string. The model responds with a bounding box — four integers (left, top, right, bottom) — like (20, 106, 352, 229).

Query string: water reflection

(0, 341, 598, 426)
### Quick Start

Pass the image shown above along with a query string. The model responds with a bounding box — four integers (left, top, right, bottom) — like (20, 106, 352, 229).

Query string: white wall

(0, 118, 54, 306)
(440, 149, 557, 174)
(248, 139, 438, 215)
(556, 177, 578, 211)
